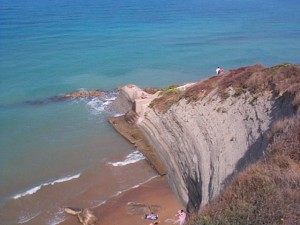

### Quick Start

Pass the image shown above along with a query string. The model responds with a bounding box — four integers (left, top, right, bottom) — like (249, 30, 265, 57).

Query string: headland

(108, 63, 300, 224)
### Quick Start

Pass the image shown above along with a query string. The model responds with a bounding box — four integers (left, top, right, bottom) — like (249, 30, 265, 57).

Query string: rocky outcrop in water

(61, 90, 103, 99)
(25, 90, 104, 105)
(110, 64, 299, 213)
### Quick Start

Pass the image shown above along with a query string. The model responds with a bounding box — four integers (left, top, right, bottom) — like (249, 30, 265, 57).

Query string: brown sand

(61, 176, 183, 225)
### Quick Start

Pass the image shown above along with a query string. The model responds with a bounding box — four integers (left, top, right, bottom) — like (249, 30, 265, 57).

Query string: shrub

(150, 86, 183, 113)
(233, 88, 247, 97)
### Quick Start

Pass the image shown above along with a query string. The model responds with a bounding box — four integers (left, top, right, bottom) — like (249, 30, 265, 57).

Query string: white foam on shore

(17, 211, 41, 224)
(15, 175, 159, 225)
(48, 216, 65, 225)
(92, 199, 108, 208)
(108, 150, 145, 167)
(46, 207, 66, 225)
(91, 175, 159, 209)
(13, 173, 81, 200)
(113, 175, 159, 198)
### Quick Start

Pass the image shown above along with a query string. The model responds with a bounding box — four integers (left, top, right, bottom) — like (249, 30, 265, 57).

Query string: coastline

(61, 176, 183, 225)
(2, 0, 300, 224)
(59, 85, 183, 225)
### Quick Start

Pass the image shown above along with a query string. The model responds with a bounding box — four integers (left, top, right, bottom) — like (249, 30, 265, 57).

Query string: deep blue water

(0, 0, 299, 224)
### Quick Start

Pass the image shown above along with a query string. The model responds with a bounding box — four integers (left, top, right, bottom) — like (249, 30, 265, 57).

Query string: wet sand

(62, 176, 183, 225)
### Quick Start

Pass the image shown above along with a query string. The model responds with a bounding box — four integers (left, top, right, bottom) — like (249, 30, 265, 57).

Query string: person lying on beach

(144, 212, 158, 220)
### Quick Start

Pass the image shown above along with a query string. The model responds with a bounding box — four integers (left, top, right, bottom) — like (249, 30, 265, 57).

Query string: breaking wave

(17, 211, 41, 224)
(108, 150, 145, 167)
(13, 173, 81, 200)
(113, 175, 159, 197)
(46, 207, 66, 225)
(85, 90, 118, 115)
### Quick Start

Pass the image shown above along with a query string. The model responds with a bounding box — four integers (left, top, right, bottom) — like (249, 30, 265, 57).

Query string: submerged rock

(25, 90, 104, 105)
(65, 207, 98, 225)
(61, 90, 103, 99)
(64, 207, 82, 215)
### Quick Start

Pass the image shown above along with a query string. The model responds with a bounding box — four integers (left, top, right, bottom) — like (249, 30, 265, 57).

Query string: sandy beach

(61, 176, 183, 225)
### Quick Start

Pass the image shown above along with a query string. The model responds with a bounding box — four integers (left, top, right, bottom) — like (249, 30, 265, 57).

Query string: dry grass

(188, 112, 300, 225)
(149, 86, 183, 113)
(201, 63, 300, 103)
(151, 63, 300, 113)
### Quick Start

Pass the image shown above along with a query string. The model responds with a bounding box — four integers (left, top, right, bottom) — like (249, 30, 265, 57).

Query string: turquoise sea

(0, 0, 299, 224)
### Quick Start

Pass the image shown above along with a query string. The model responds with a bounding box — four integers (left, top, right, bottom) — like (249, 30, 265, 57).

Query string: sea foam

(113, 175, 159, 198)
(108, 150, 145, 167)
(92, 175, 159, 209)
(17, 211, 41, 224)
(46, 207, 67, 225)
(85, 90, 118, 115)
(13, 173, 81, 200)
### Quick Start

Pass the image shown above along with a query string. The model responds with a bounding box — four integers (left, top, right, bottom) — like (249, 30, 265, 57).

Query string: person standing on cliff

(216, 66, 221, 75)
(175, 210, 186, 225)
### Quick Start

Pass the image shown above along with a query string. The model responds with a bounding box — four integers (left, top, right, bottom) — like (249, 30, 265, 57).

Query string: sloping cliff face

(140, 92, 278, 211)
(110, 64, 299, 213)
(136, 65, 297, 212)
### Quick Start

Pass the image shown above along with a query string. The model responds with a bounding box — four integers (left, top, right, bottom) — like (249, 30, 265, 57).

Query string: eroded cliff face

(109, 64, 299, 214)
(137, 89, 293, 212)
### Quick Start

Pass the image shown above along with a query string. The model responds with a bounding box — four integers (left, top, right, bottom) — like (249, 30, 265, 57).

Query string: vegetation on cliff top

(149, 85, 183, 113)
(150, 63, 300, 113)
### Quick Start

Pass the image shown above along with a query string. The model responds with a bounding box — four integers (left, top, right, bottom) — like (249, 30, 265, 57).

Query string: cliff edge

(109, 64, 300, 214)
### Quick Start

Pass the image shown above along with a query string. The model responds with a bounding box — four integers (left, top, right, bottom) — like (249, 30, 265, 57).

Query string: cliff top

(150, 63, 300, 113)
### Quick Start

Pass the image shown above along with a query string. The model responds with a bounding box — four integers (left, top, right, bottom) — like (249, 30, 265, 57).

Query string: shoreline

(109, 114, 167, 176)
(60, 84, 182, 225)
(61, 176, 183, 225)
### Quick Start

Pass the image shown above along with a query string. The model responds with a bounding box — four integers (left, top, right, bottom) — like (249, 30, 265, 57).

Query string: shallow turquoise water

(0, 0, 299, 224)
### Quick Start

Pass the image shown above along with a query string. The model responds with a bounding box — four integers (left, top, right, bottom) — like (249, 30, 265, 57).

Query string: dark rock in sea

(60, 90, 103, 99)
(25, 90, 104, 105)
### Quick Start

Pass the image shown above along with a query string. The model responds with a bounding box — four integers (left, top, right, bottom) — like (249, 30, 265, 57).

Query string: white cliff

(110, 64, 298, 213)
(138, 89, 277, 211)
